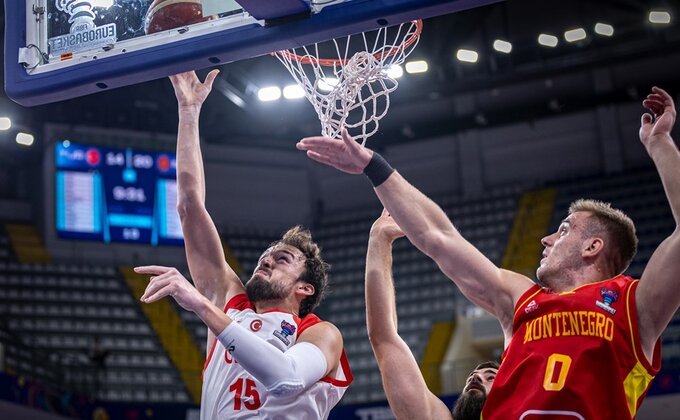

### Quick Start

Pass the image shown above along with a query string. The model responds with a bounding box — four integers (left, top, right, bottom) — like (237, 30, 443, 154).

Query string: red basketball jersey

(482, 275, 661, 420)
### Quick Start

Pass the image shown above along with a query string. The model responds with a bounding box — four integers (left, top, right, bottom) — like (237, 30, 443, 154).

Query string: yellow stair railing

(501, 188, 558, 276)
(5, 223, 51, 264)
(120, 266, 204, 404)
(420, 321, 456, 395)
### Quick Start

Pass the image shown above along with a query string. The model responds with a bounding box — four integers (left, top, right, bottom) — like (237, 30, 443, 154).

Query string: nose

(541, 232, 555, 247)
(260, 254, 274, 268)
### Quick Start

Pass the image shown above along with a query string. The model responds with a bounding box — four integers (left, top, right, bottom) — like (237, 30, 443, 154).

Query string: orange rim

(275, 19, 422, 67)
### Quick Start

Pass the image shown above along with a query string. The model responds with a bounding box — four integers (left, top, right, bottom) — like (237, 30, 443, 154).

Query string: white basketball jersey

(200, 294, 353, 419)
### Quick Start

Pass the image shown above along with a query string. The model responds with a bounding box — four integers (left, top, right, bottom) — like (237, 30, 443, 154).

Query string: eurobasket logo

(273, 320, 296, 346)
(49, 1, 117, 58)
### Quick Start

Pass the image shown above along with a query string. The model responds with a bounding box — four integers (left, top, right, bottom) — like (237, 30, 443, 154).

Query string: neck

(546, 265, 610, 293)
(253, 298, 299, 317)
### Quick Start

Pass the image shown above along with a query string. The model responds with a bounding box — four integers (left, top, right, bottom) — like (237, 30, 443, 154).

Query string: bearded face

(245, 274, 291, 302)
(451, 384, 486, 420)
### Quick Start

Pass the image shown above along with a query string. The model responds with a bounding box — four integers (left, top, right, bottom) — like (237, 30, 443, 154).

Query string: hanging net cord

(275, 20, 422, 145)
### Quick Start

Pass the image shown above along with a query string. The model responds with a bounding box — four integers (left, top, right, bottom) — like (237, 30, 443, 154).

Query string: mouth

(254, 269, 271, 277)
(465, 382, 485, 393)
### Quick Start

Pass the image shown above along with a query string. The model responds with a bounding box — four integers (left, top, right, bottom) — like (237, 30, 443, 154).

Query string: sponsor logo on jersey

(250, 319, 263, 332)
(523, 310, 614, 344)
(525, 299, 539, 314)
(273, 320, 297, 345)
(595, 287, 619, 315)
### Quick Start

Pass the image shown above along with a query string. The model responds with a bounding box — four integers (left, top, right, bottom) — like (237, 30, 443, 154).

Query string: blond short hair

(569, 199, 638, 276)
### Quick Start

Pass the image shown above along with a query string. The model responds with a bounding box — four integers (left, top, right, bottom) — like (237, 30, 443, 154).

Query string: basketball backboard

(5, 0, 500, 106)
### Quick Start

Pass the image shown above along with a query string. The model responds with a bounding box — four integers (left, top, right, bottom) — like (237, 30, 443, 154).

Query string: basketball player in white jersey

(135, 70, 352, 419)
(366, 210, 497, 420)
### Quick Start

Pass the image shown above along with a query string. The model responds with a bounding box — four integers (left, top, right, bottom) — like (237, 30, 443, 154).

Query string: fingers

(203, 69, 220, 90)
(134, 265, 173, 275)
(297, 136, 336, 150)
(641, 113, 653, 126)
(141, 275, 172, 303)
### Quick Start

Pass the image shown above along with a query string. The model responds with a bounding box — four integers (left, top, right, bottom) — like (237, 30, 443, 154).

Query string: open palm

(169, 70, 219, 108)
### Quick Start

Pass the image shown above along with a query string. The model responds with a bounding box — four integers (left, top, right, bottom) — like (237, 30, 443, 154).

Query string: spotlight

(564, 28, 587, 43)
(594, 23, 614, 37)
(456, 49, 479, 63)
(0, 117, 11, 131)
(538, 34, 559, 47)
(493, 39, 512, 54)
(16, 132, 35, 146)
(387, 64, 404, 79)
(257, 86, 281, 102)
(317, 78, 339, 93)
(405, 60, 429, 74)
(649, 10, 671, 24)
(283, 85, 305, 100)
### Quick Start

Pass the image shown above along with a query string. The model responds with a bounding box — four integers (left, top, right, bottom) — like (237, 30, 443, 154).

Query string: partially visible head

(451, 361, 499, 420)
(246, 226, 329, 318)
(537, 199, 637, 283)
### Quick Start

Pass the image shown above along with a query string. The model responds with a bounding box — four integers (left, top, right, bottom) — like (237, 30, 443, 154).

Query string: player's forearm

(365, 234, 399, 344)
(194, 294, 232, 335)
(648, 135, 680, 223)
(374, 172, 459, 257)
(176, 107, 206, 208)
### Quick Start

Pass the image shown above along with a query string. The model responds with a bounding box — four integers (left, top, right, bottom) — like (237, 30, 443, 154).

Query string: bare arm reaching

(171, 71, 244, 304)
(635, 87, 680, 361)
(366, 210, 451, 420)
(297, 131, 533, 336)
(170, 71, 245, 354)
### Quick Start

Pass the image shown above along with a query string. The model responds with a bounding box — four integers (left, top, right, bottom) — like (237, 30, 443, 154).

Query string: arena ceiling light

(649, 10, 671, 24)
(283, 85, 305, 100)
(0, 117, 11, 131)
(16, 132, 34, 147)
(493, 39, 512, 54)
(538, 33, 559, 47)
(257, 86, 281, 102)
(317, 77, 339, 93)
(564, 28, 587, 43)
(594, 23, 614, 37)
(387, 64, 404, 79)
(405, 60, 429, 74)
(456, 49, 479, 63)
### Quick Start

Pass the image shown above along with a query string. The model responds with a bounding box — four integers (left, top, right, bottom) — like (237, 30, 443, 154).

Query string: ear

(582, 237, 605, 258)
(297, 282, 315, 297)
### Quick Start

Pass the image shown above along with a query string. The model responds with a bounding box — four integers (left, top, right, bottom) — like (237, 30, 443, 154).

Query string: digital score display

(55, 141, 183, 246)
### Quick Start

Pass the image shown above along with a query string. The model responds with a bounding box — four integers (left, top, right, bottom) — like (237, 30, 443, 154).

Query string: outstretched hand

(169, 70, 219, 109)
(135, 265, 205, 312)
(370, 209, 405, 243)
(296, 129, 373, 174)
(640, 86, 676, 150)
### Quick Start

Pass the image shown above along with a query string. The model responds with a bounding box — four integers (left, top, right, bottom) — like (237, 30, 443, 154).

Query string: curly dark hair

(269, 226, 330, 318)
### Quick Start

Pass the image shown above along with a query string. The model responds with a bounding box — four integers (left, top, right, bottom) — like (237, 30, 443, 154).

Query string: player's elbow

(176, 191, 204, 219)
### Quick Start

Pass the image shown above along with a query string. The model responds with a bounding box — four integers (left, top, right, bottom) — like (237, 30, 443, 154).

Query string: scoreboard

(55, 141, 183, 246)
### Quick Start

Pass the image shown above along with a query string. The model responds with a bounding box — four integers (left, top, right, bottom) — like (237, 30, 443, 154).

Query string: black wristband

(363, 152, 395, 187)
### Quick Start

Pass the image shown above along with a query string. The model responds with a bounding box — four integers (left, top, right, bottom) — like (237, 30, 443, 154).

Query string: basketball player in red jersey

(298, 86, 677, 419)
(135, 70, 352, 419)
(366, 209, 498, 420)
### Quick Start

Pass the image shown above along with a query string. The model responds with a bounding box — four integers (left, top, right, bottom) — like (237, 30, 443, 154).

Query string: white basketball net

(274, 20, 422, 145)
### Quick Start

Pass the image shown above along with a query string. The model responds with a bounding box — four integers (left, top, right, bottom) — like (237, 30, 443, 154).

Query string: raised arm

(297, 131, 532, 333)
(635, 87, 680, 359)
(170, 71, 244, 310)
(366, 210, 451, 420)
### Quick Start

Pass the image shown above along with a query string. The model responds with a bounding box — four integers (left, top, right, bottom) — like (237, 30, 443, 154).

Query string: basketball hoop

(274, 20, 423, 145)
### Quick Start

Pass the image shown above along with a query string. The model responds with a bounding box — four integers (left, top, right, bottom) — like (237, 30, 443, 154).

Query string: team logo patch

(595, 287, 619, 314)
(273, 320, 297, 345)
(250, 319, 263, 332)
(525, 299, 539, 314)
